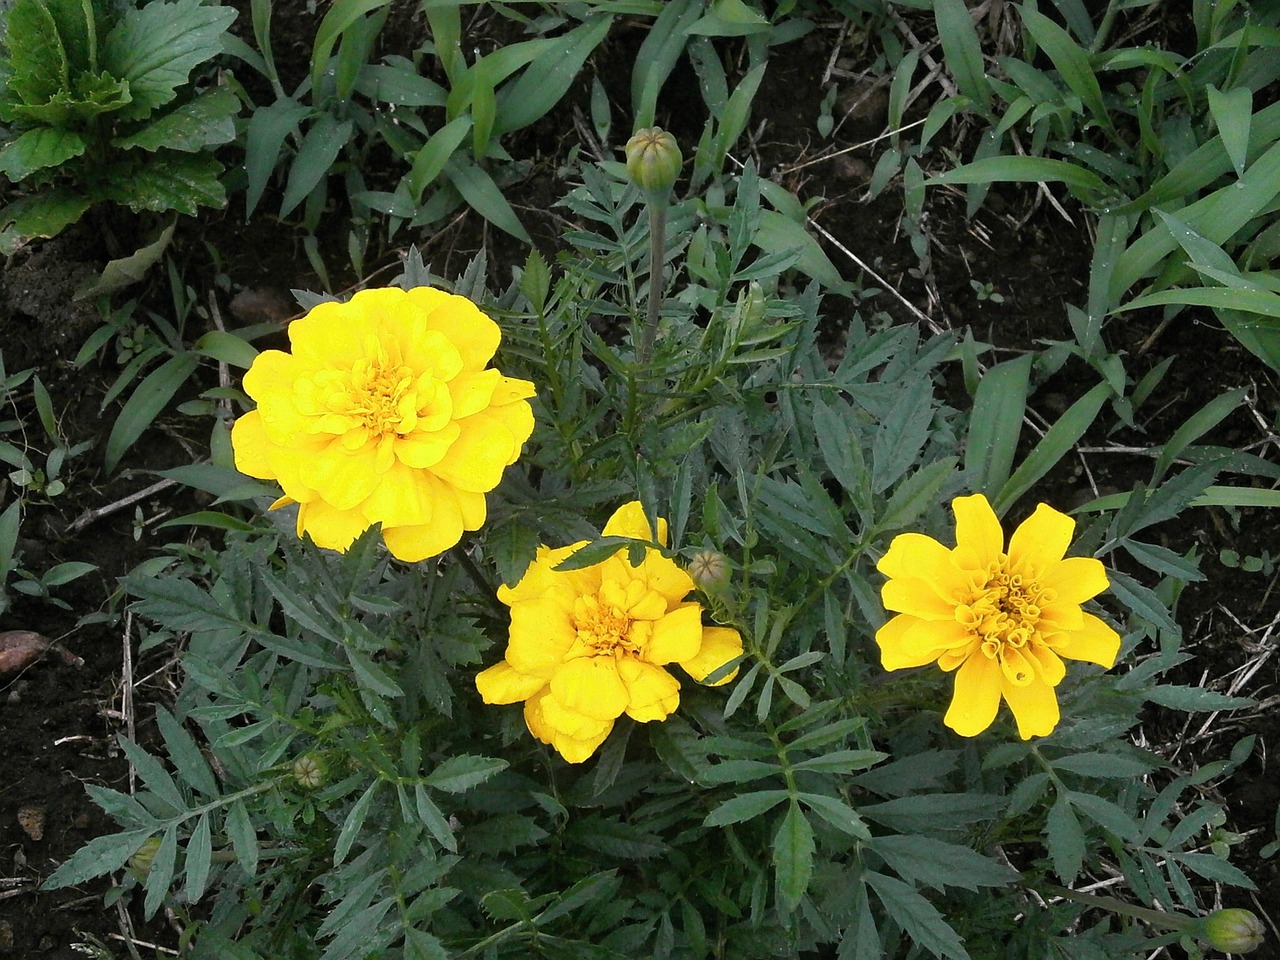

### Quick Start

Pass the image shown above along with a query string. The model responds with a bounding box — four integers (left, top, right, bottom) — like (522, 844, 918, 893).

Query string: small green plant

(969, 278, 1004, 303)
(1219, 547, 1276, 577)
(0, 0, 238, 253)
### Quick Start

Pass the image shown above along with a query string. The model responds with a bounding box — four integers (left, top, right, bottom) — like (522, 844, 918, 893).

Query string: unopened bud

(625, 127, 682, 196)
(128, 837, 162, 879)
(292, 753, 326, 789)
(688, 550, 729, 591)
(1195, 908, 1265, 954)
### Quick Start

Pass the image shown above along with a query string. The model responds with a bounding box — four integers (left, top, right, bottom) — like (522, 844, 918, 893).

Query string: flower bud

(688, 550, 730, 591)
(1195, 908, 1265, 954)
(625, 127, 682, 196)
(292, 753, 326, 789)
(128, 837, 162, 879)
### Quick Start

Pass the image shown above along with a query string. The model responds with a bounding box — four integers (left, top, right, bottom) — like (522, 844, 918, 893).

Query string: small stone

(17, 804, 45, 841)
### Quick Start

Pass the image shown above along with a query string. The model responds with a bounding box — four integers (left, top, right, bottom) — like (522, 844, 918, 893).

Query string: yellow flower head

(875, 493, 1121, 739)
(476, 501, 744, 763)
(231, 287, 535, 562)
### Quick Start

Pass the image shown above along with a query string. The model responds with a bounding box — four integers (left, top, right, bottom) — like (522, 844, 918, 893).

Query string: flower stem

(637, 197, 667, 365)
(1040, 882, 1196, 933)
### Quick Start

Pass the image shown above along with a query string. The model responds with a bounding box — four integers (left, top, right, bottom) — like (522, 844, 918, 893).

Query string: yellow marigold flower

(231, 287, 535, 562)
(875, 493, 1120, 739)
(476, 501, 744, 763)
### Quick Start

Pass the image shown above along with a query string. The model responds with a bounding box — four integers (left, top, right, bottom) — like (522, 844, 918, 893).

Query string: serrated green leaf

(0, 188, 92, 243)
(0, 0, 69, 115)
(0, 126, 85, 180)
(424, 755, 507, 793)
(100, 0, 235, 120)
(333, 780, 379, 867)
(866, 869, 971, 960)
(877, 457, 959, 532)
(185, 812, 212, 902)
(42, 828, 153, 889)
(873, 373, 936, 493)
(414, 784, 457, 852)
(1067, 790, 1141, 840)
(1051, 751, 1157, 779)
(869, 834, 1019, 891)
(703, 789, 791, 828)
(1144, 684, 1253, 712)
(798, 792, 872, 838)
(773, 800, 814, 913)
(99, 151, 226, 215)
(155, 707, 220, 798)
(111, 85, 239, 153)
(118, 736, 185, 810)
(225, 800, 259, 877)
(143, 825, 178, 917)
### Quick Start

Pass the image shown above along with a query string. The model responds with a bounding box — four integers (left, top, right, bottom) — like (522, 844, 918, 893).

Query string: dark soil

(2, 4, 1277, 958)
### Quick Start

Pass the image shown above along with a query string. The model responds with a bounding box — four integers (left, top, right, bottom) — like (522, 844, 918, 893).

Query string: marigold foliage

(476, 501, 744, 762)
(232, 286, 535, 562)
(876, 493, 1121, 739)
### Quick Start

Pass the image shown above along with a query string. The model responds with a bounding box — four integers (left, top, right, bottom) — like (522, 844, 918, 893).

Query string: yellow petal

(497, 544, 582, 605)
(241, 349, 303, 406)
(617, 657, 681, 722)
(896, 619, 972, 665)
(1025, 639, 1066, 685)
(231, 410, 275, 480)
(550, 657, 629, 721)
(1047, 612, 1120, 667)
(504, 598, 576, 675)
(881, 577, 959, 620)
(299, 442, 381, 510)
(877, 533, 959, 590)
(952, 494, 1004, 569)
(295, 498, 369, 553)
(637, 553, 695, 606)
(1038, 601, 1084, 633)
(535, 691, 615, 762)
(1007, 503, 1075, 577)
(411, 287, 502, 370)
(394, 423, 460, 469)
(602, 501, 668, 544)
(1001, 674, 1060, 739)
(1039, 556, 1110, 604)
(680, 626, 742, 685)
(475, 662, 546, 704)
(641, 603, 700, 664)
(288, 298, 371, 367)
(943, 652, 1002, 737)
(430, 413, 518, 492)
(449, 369, 502, 419)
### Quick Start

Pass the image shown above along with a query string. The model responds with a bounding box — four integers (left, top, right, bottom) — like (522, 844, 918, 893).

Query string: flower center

(957, 558, 1055, 685)
(349, 356, 423, 436)
(569, 578, 662, 658)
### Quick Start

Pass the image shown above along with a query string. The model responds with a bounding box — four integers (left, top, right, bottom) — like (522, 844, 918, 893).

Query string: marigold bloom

(476, 502, 744, 763)
(875, 493, 1120, 739)
(232, 287, 535, 562)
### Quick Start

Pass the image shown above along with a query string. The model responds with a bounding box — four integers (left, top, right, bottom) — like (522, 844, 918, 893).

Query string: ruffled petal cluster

(875, 493, 1120, 739)
(477, 502, 744, 763)
(232, 287, 535, 562)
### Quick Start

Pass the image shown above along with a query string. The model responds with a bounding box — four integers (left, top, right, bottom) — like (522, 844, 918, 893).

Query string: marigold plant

(876, 493, 1121, 738)
(476, 501, 743, 762)
(231, 286, 535, 562)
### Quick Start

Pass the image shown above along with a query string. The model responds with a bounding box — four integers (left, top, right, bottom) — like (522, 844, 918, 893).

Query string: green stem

(1040, 882, 1196, 933)
(637, 197, 667, 365)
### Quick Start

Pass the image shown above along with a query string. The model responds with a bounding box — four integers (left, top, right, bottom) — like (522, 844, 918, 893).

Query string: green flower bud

(1195, 908, 1265, 954)
(626, 127, 682, 196)
(128, 837, 162, 879)
(292, 753, 326, 789)
(688, 550, 730, 592)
